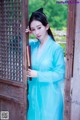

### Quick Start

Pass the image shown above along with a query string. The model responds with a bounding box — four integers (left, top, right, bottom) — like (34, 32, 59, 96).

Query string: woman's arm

(37, 47, 65, 83)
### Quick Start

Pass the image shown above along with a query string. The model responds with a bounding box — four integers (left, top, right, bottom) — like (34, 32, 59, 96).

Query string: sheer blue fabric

(27, 36, 65, 120)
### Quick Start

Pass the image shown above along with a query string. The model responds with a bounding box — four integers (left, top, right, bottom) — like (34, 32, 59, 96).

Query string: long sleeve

(37, 47, 65, 83)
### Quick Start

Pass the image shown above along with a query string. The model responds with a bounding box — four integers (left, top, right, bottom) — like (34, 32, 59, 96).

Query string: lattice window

(0, 0, 23, 81)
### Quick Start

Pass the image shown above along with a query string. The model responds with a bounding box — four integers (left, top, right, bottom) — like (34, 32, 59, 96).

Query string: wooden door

(0, 0, 28, 120)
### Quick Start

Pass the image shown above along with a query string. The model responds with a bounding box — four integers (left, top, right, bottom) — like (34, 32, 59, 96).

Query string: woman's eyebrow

(31, 27, 34, 29)
(36, 25, 41, 27)
(31, 25, 41, 29)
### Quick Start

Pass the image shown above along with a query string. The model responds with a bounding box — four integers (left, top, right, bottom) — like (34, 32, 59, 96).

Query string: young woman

(26, 8, 65, 120)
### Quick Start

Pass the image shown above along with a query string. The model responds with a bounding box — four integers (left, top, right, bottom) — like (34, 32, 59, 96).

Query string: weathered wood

(0, 0, 28, 119)
(64, 0, 76, 120)
(0, 79, 26, 120)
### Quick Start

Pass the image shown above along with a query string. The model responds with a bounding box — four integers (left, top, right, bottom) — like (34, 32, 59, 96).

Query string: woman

(26, 8, 65, 120)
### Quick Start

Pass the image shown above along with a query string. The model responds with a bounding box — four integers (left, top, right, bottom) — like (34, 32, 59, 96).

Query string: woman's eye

(38, 27, 41, 29)
(31, 29, 35, 31)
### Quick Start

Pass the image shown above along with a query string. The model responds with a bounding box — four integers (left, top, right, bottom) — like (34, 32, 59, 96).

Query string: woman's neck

(40, 34, 49, 45)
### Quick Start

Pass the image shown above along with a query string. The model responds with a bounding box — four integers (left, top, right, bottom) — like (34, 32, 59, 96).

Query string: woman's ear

(46, 24, 49, 30)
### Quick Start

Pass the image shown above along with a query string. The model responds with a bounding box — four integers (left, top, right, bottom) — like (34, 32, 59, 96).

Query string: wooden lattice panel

(0, 0, 23, 81)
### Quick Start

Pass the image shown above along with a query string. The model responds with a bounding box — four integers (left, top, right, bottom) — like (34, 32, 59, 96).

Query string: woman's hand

(26, 69, 38, 78)
(25, 26, 32, 34)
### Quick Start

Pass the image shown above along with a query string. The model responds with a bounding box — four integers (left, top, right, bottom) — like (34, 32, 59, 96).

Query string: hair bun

(36, 8, 43, 13)
(32, 8, 45, 17)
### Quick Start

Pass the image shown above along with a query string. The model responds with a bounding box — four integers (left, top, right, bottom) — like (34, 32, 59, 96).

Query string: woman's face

(30, 20, 49, 42)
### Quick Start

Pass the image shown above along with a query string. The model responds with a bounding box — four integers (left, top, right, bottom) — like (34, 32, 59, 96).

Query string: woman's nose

(35, 30, 39, 35)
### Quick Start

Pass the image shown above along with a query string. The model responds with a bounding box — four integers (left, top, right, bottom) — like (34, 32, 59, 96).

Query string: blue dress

(27, 36, 65, 120)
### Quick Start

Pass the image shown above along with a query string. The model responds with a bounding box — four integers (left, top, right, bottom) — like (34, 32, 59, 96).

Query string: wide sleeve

(37, 47, 65, 83)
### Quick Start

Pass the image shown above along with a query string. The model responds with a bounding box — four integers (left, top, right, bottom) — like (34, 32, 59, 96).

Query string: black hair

(29, 9, 55, 41)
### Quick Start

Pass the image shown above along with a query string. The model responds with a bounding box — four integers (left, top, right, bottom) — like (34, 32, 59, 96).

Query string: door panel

(0, 0, 28, 120)
(0, 79, 26, 120)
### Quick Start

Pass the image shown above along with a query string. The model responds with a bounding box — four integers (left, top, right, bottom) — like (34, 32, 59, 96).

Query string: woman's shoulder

(50, 38, 63, 51)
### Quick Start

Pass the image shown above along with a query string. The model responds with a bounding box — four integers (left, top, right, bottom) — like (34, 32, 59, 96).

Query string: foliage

(28, 0, 68, 30)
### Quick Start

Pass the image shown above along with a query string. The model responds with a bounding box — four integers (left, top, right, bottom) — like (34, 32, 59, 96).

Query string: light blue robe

(27, 36, 65, 120)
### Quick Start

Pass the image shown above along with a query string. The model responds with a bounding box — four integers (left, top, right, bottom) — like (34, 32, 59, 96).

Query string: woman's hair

(29, 8, 55, 41)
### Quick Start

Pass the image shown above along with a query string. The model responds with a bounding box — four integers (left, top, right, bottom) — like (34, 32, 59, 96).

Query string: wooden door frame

(64, 0, 76, 120)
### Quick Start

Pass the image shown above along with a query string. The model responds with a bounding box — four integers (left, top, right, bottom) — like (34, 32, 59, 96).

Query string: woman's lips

(37, 35, 41, 38)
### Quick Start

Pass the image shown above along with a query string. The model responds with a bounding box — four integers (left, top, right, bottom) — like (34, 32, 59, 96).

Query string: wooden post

(64, 0, 76, 120)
